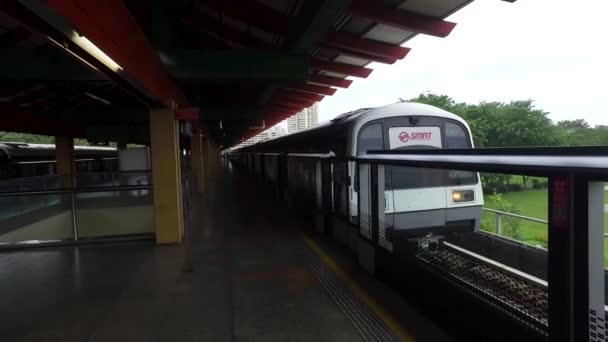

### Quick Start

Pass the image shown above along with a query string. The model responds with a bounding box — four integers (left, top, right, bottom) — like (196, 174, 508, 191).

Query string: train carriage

(233, 102, 484, 250)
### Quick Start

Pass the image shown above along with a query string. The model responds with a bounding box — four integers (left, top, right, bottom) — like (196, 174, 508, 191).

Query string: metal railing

(0, 182, 153, 249)
(483, 207, 608, 239)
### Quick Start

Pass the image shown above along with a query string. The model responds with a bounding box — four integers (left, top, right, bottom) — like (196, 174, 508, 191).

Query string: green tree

(556, 119, 596, 145)
(0, 132, 89, 146)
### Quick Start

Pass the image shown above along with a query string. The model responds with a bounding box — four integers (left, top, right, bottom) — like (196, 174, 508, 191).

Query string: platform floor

(0, 167, 451, 342)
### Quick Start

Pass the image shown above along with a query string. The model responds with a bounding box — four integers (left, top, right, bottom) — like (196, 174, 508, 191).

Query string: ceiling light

(69, 32, 123, 72)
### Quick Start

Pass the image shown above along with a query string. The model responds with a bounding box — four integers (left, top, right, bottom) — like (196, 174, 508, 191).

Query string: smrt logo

(399, 131, 433, 143)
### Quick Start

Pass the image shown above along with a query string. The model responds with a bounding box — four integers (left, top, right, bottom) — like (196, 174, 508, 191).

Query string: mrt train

(232, 102, 483, 253)
(0, 142, 117, 180)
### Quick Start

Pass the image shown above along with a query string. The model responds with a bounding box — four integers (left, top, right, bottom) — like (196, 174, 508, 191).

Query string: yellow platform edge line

(302, 234, 415, 342)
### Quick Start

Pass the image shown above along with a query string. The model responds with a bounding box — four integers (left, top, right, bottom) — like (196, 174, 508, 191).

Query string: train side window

(357, 123, 383, 155)
(445, 122, 470, 148)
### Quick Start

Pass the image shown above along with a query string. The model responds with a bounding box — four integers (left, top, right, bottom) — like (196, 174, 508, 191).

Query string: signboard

(550, 177, 570, 231)
(175, 107, 200, 121)
(388, 126, 442, 149)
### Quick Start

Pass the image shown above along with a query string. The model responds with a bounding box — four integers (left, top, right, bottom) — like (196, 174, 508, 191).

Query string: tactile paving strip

(297, 240, 399, 342)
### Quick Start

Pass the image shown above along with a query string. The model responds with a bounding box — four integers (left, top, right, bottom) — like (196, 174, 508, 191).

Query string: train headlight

(452, 190, 474, 203)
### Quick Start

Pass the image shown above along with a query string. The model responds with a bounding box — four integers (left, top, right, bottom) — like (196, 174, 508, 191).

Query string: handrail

(360, 150, 608, 177)
(0, 184, 153, 197)
(483, 208, 548, 224)
(483, 207, 608, 238)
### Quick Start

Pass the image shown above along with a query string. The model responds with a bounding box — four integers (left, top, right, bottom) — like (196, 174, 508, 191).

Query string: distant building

(287, 103, 319, 133)
(234, 125, 287, 149)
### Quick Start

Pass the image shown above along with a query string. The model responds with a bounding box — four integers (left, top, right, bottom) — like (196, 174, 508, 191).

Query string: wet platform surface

(0, 167, 451, 341)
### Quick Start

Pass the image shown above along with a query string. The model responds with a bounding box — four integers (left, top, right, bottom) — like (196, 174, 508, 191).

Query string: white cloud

(319, 0, 608, 126)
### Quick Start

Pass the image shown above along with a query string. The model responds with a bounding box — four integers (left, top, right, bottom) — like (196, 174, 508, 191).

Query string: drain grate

(297, 239, 399, 342)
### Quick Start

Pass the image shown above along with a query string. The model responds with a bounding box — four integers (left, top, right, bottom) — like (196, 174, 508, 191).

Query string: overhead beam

(310, 58, 373, 78)
(251, 0, 351, 137)
(270, 96, 316, 108)
(286, 83, 337, 96)
(308, 74, 352, 88)
(32, 0, 189, 106)
(350, 0, 457, 38)
(266, 103, 305, 112)
(166, 49, 308, 82)
(273, 89, 324, 102)
(283, 0, 351, 52)
(0, 47, 105, 81)
(177, 2, 270, 49)
(320, 31, 410, 64)
(202, 0, 290, 34)
(199, 106, 263, 121)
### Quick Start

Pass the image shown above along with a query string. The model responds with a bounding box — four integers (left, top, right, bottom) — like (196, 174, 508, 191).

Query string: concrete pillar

(55, 136, 75, 188)
(149, 106, 183, 244)
(191, 125, 205, 193)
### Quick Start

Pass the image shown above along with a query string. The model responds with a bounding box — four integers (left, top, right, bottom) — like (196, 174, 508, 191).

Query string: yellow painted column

(202, 137, 210, 185)
(150, 106, 183, 244)
(55, 136, 75, 188)
(190, 125, 205, 193)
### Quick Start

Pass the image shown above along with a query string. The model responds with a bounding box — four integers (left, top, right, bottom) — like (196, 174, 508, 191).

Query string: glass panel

(357, 123, 383, 154)
(358, 163, 371, 239)
(445, 122, 469, 148)
(0, 193, 73, 245)
(0, 175, 62, 192)
(74, 188, 153, 238)
(333, 161, 349, 219)
(75, 171, 151, 188)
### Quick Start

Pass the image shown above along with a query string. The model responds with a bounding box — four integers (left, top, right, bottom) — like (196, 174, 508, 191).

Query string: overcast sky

(315, 0, 608, 126)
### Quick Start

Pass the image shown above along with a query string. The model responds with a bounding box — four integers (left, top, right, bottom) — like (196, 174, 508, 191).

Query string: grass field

(481, 184, 608, 265)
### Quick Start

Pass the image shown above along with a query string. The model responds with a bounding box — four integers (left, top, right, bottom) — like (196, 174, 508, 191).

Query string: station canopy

(0, 0, 511, 147)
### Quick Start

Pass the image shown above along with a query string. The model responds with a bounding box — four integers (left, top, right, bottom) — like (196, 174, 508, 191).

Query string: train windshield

(357, 117, 478, 189)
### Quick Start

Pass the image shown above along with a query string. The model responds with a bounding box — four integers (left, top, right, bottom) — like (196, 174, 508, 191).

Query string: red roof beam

(271, 96, 317, 108)
(266, 103, 304, 112)
(46, 0, 189, 107)
(350, 0, 457, 38)
(273, 89, 324, 102)
(310, 58, 372, 78)
(319, 31, 410, 64)
(286, 83, 337, 96)
(308, 74, 352, 88)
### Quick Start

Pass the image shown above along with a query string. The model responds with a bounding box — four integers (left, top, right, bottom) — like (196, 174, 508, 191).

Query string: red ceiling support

(266, 103, 304, 112)
(310, 58, 373, 78)
(350, 0, 457, 38)
(286, 83, 337, 96)
(45, 0, 189, 108)
(320, 31, 410, 64)
(271, 96, 317, 108)
(308, 74, 352, 88)
(273, 89, 324, 102)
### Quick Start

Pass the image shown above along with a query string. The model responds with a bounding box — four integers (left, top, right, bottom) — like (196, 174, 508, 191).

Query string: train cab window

(357, 123, 383, 155)
(445, 122, 470, 149)
(445, 122, 477, 185)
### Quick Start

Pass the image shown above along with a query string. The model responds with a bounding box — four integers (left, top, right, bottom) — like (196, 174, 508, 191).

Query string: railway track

(416, 239, 549, 336)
